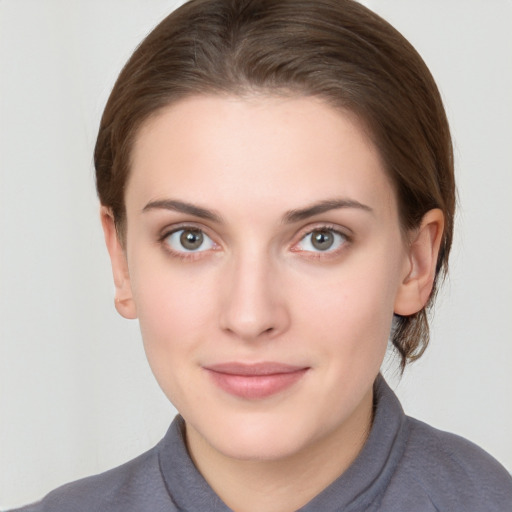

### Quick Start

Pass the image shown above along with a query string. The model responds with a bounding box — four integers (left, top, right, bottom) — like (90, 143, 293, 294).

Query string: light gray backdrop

(1, 0, 511, 508)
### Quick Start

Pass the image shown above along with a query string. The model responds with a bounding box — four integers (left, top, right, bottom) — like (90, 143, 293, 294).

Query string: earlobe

(394, 209, 445, 316)
(100, 207, 138, 320)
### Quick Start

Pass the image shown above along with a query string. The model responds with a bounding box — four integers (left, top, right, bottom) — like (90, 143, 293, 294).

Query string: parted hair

(94, 0, 455, 370)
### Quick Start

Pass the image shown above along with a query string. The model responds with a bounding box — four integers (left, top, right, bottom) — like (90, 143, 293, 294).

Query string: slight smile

(204, 362, 310, 400)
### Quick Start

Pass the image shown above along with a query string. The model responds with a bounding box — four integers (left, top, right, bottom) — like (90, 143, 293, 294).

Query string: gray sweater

(11, 377, 512, 511)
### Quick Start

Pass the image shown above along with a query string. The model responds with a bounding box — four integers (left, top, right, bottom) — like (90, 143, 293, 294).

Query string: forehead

(127, 94, 397, 219)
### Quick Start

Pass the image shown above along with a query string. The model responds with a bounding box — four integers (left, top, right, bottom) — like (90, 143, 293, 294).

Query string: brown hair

(94, 0, 455, 369)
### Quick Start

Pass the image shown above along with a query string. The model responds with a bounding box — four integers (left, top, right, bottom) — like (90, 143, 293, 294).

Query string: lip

(204, 362, 309, 400)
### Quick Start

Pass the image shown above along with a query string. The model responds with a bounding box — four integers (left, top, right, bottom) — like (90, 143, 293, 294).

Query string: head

(95, 0, 454, 467)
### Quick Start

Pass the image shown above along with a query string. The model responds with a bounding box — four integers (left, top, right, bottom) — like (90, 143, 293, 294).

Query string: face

(114, 95, 414, 462)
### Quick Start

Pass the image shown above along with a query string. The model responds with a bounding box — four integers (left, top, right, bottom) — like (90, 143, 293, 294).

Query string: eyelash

(158, 223, 352, 261)
(291, 224, 351, 260)
(159, 224, 219, 261)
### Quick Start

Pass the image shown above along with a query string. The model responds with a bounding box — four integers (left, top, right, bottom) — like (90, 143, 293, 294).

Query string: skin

(102, 95, 443, 512)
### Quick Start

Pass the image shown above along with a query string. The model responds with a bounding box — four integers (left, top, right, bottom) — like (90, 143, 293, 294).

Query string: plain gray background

(1, 0, 511, 508)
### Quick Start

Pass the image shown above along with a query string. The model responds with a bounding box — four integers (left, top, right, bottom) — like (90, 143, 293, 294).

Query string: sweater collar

(158, 375, 408, 511)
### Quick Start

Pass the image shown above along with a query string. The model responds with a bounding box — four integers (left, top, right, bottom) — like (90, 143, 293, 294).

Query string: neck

(185, 388, 374, 512)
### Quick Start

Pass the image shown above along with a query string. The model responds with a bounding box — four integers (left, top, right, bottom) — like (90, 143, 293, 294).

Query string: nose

(218, 251, 290, 342)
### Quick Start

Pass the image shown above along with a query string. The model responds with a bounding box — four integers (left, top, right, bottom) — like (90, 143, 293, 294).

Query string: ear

(100, 207, 137, 319)
(394, 209, 445, 316)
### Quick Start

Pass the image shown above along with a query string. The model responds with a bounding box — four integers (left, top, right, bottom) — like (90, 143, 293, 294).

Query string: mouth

(203, 362, 310, 400)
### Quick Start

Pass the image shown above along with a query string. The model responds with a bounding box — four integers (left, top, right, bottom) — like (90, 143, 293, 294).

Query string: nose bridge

(219, 244, 288, 340)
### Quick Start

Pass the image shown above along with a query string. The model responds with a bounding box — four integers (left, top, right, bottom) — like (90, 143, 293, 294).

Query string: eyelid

(158, 221, 216, 241)
(156, 221, 351, 259)
(290, 223, 352, 255)
(293, 223, 352, 243)
(158, 222, 221, 258)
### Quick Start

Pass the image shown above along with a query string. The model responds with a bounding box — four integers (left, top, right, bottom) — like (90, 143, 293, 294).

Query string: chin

(215, 433, 311, 462)
(189, 408, 325, 462)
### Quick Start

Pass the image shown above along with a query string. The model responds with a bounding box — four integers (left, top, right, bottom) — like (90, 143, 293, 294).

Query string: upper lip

(204, 362, 309, 376)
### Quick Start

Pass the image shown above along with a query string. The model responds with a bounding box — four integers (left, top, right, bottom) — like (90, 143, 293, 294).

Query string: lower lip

(206, 369, 309, 400)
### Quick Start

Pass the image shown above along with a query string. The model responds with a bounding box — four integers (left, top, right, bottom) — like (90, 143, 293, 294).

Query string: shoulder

(392, 416, 512, 511)
(9, 443, 174, 512)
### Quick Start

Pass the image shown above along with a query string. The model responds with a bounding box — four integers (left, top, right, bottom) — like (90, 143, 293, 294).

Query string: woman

(10, 0, 512, 510)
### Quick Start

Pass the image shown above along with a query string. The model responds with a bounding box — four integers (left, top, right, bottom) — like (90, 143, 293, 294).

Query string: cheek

(130, 259, 216, 362)
(292, 248, 403, 355)
(130, 265, 218, 409)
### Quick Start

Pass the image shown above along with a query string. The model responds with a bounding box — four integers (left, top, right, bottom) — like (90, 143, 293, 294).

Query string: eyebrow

(142, 197, 373, 224)
(282, 198, 373, 223)
(142, 199, 224, 223)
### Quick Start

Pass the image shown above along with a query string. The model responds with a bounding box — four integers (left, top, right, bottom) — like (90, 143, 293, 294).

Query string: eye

(164, 228, 216, 253)
(296, 228, 347, 253)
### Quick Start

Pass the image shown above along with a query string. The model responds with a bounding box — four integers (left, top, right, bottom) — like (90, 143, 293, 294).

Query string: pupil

(180, 230, 203, 250)
(312, 230, 334, 250)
